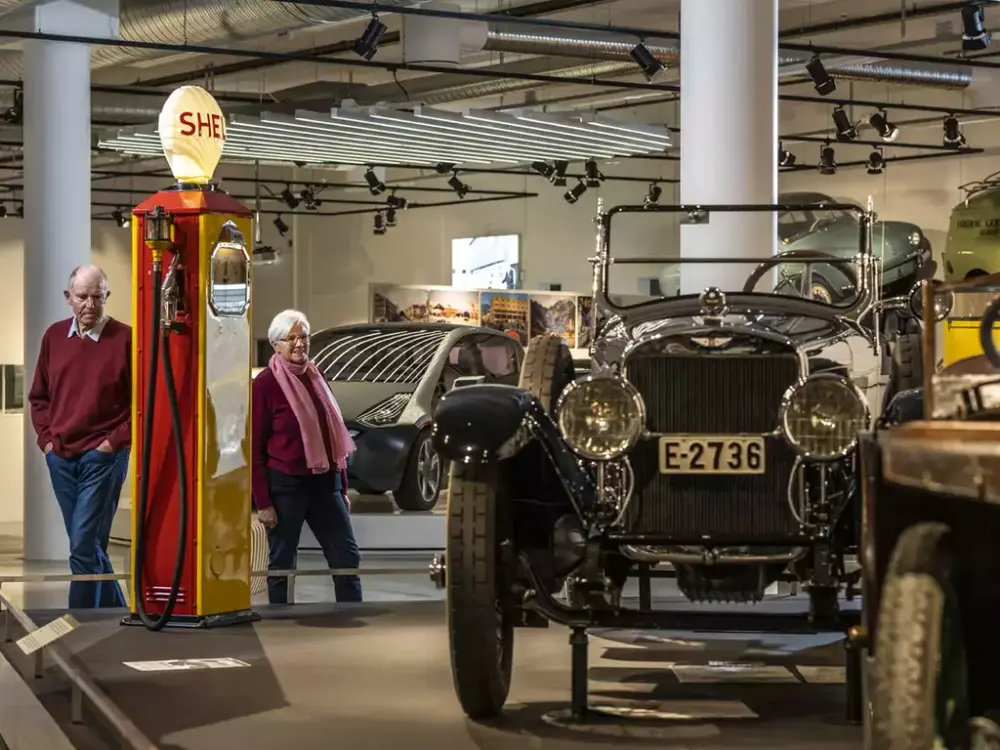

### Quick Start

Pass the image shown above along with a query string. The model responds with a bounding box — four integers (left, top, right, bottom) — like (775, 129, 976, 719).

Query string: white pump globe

(158, 86, 226, 184)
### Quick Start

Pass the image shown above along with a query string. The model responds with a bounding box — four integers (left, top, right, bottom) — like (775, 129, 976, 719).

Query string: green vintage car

(777, 191, 933, 301)
(942, 172, 1000, 282)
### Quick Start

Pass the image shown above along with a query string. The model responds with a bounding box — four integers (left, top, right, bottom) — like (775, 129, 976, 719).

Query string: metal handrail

(0, 593, 158, 750)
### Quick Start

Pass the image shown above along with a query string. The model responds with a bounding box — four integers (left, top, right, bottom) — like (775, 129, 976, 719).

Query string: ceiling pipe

(0, 0, 430, 79)
(476, 24, 973, 90)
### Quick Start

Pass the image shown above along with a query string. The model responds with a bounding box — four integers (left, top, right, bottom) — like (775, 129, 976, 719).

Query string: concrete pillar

(16, 0, 120, 561)
(679, 0, 778, 294)
(402, 0, 462, 67)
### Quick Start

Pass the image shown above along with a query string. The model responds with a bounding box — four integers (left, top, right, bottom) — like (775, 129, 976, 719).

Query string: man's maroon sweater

(29, 317, 132, 460)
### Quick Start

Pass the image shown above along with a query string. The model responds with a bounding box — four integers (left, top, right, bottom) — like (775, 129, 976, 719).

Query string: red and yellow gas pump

(122, 86, 256, 630)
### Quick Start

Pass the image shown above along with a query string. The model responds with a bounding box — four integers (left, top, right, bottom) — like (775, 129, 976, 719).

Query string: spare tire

(518, 334, 576, 415)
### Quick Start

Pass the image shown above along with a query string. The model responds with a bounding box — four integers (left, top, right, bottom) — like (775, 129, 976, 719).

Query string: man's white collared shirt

(68, 316, 109, 342)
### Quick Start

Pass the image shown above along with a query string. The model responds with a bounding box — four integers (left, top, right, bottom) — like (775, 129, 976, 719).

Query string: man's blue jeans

(46, 448, 129, 609)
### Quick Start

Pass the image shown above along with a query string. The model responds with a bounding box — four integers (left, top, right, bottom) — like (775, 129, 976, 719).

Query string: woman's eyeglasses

(282, 335, 309, 345)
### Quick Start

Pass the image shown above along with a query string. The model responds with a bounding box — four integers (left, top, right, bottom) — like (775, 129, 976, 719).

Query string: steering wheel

(742, 249, 860, 303)
(980, 293, 1000, 369)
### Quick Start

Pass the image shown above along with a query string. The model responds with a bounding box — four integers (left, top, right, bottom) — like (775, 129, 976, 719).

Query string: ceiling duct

(479, 23, 973, 91)
(0, 0, 428, 79)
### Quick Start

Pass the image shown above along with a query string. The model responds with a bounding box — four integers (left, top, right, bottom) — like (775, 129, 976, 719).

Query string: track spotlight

(280, 186, 299, 209)
(832, 107, 858, 142)
(112, 208, 129, 228)
(805, 54, 836, 96)
(385, 207, 398, 227)
(0, 205, 7, 219)
(448, 172, 470, 199)
(299, 187, 320, 210)
(565, 179, 588, 204)
(629, 43, 665, 82)
(435, 162, 456, 175)
(363, 167, 386, 196)
(818, 144, 837, 176)
(778, 142, 797, 167)
(643, 182, 662, 208)
(531, 161, 555, 179)
(2, 89, 21, 125)
(273, 215, 289, 236)
(549, 160, 568, 187)
(868, 109, 899, 142)
(15, 204, 23, 219)
(962, 4, 991, 51)
(866, 149, 885, 175)
(943, 115, 966, 148)
(386, 194, 408, 210)
(353, 14, 388, 61)
(584, 159, 604, 188)
(373, 212, 387, 236)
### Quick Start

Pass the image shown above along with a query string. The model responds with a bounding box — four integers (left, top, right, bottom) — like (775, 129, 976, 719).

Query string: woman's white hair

(268, 309, 310, 344)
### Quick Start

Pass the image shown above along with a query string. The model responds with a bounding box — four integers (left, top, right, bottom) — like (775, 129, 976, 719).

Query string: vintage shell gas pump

(122, 86, 256, 630)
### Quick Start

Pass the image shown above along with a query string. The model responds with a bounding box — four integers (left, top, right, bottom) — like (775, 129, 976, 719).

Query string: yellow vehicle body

(942, 288, 1000, 367)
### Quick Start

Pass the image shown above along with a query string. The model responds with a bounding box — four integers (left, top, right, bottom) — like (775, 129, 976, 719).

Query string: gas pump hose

(133, 257, 189, 631)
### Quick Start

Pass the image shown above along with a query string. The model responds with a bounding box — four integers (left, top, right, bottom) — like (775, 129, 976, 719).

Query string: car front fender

(431, 383, 597, 508)
(879, 388, 924, 428)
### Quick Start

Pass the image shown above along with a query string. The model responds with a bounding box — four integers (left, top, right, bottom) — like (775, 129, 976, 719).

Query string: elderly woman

(252, 309, 362, 603)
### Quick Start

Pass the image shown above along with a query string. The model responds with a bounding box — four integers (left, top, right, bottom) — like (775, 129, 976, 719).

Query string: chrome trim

(620, 545, 809, 566)
(778, 373, 871, 461)
(554, 372, 646, 461)
(642, 428, 784, 439)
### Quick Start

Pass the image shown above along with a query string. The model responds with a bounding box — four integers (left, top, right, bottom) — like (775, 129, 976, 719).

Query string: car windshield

(603, 205, 865, 311)
(310, 327, 449, 384)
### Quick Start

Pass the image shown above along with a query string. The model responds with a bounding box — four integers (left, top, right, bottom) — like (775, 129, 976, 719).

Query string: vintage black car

(861, 276, 1000, 750)
(430, 200, 930, 721)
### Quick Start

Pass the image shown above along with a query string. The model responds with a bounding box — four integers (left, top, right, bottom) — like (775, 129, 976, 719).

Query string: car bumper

(345, 423, 421, 494)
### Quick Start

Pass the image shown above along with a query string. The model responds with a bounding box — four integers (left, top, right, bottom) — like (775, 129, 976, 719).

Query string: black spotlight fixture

(448, 172, 470, 199)
(299, 187, 320, 210)
(643, 182, 662, 208)
(363, 167, 386, 196)
(962, 4, 991, 51)
(832, 106, 858, 142)
(868, 109, 899, 142)
(531, 161, 555, 179)
(818, 143, 837, 176)
(629, 42, 665, 82)
(0, 204, 10, 219)
(2, 88, 21, 125)
(564, 178, 588, 204)
(373, 212, 387, 236)
(15, 204, 23, 219)
(353, 14, 388, 61)
(943, 115, 966, 148)
(385, 206, 398, 227)
(778, 141, 797, 167)
(805, 54, 837, 96)
(273, 215, 290, 236)
(584, 158, 604, 188)
(435, 162, 456, 175)
(549, 160, 569, 187)
(386, 193, 408, 210)
(866, 149, 885, 175)
(112, 208, 129, 228)
(280, 185, 300, 209)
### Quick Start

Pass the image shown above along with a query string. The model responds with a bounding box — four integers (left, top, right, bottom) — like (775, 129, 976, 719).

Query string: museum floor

(0, 523, 862, 750)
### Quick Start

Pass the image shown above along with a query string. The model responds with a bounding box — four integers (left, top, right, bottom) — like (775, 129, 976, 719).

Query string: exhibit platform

(111, 494, 446, 554)
(3, 596, 862, 750)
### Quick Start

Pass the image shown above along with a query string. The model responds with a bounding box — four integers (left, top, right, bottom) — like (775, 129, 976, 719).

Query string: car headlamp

(908, 279, 953, 323)
(779, 374, 869, 460)
(909, 231, 921, 247)
(555, 374, 645, 461)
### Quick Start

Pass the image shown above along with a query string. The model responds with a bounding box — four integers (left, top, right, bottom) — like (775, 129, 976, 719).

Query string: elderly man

(28, 265, 131, 609)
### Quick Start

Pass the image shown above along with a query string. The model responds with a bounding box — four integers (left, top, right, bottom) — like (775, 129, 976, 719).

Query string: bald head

(64, 265, 110, 332)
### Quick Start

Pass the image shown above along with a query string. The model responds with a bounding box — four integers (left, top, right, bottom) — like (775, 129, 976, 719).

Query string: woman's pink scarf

(268, 354, 356, 473)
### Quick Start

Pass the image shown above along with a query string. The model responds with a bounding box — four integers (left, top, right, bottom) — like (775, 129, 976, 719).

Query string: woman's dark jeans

(266, 468, 362, 603)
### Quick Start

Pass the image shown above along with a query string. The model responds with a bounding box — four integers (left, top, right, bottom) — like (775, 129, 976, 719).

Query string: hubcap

(416, 439, 441, 502)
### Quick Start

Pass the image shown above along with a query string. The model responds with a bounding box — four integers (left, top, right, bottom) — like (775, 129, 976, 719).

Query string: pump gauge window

(209, 233, 251, 317)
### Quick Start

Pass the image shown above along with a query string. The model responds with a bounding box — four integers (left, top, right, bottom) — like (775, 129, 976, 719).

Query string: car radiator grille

(622, 351, 802, 540)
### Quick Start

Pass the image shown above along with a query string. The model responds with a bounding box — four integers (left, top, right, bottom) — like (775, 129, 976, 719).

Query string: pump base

(120, 608, 260, 630)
